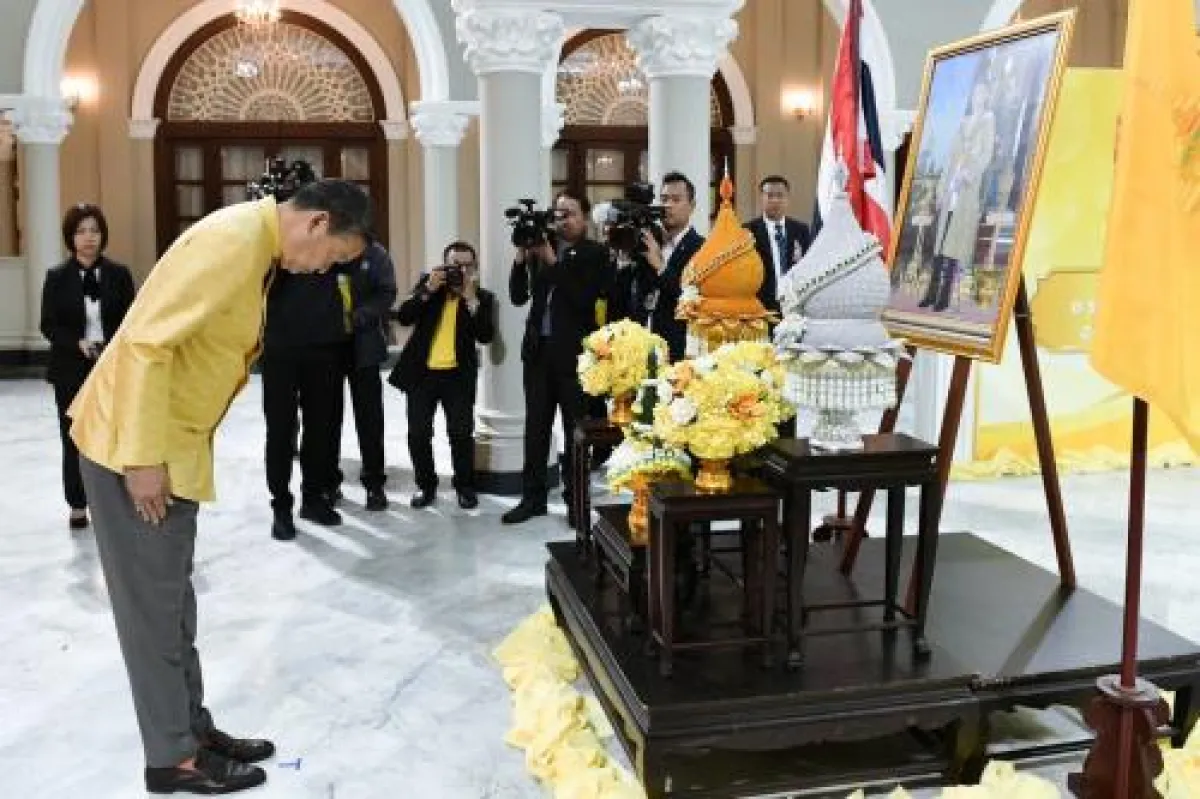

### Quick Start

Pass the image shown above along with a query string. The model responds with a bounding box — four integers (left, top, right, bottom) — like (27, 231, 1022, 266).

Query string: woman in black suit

(39, 204, 135, 529)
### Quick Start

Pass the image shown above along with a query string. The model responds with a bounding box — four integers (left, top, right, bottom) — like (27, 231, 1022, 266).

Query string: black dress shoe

(410, 489, 436, 509)
(456, 488, 478, 510)
(69, 509, 89, 530)
(145, 749, 266, 794)
(365, 488, 388, 511)
(298, 502, 341, 526)
(501, 501, 547, 525)
(271, 514, 296, 542)
(201, 729, 276, 764)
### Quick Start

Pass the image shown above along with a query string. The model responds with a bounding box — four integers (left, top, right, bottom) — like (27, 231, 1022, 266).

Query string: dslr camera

(442, 263, 464, 291)
(247, 157, 318, 202)
(606, 182, 665, 255)
(505, 199, 560, 249)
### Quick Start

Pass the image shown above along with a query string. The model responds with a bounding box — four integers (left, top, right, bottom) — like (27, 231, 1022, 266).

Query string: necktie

(774, 223, 788, 274)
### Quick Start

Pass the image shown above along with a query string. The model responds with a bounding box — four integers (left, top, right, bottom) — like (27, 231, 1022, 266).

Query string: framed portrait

(882, 11, 1076, 363)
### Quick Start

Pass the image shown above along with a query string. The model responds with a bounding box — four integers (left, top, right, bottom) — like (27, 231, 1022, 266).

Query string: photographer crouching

(502, 191, 608, 526)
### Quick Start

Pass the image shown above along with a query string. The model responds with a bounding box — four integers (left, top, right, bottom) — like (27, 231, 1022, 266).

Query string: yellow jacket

(69, 198, 281, 502)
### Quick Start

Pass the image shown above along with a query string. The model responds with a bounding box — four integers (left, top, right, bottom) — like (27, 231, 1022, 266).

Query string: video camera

(606, 182, 665, 254)
(505, 199, 560, 249)
(247, 157, 319, 202)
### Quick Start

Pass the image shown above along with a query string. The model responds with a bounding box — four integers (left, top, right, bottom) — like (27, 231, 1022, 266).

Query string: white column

(8, 99, 72, 350)
(128, 118, 160, 282)
(455, 3, 566, 493)
(628, 15, 737, 232)
(540, 101, 565, 205)
(410, 102, 473, 268)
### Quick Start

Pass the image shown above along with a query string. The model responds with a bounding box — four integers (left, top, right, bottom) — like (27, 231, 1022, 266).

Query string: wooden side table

(760, 434, 939, 669)
(647, 478, 780, 677)
(570, 418, 624, 557)
(591, 504, 647, 629)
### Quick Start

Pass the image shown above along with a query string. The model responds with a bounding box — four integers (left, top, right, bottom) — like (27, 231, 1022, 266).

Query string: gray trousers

(80, 457, 214, 768)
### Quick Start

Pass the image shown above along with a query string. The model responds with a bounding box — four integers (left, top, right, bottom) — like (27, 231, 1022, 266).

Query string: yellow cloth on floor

(494, 606, 646, 799)
(846, 761, 1058, 798)
(1157, 715, 1200, 797)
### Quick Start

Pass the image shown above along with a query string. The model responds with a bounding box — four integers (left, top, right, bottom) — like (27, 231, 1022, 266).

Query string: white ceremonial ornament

(774, 160, 907, 450)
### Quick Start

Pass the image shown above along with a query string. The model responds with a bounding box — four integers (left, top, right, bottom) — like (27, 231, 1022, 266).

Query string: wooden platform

(545, 532, 1200, 798)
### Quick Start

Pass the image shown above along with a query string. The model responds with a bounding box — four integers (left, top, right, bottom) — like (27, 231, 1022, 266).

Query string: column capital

(627, 15, 738, 79)
(542, 102, 565, 149)
(379, 119, 410, 141)
(453, 3, 566, 75)
(731, 124, 757, 146)
(6, 98, 72, 145)
(410, 101, 479, 148)
(128, 118, 160, 140)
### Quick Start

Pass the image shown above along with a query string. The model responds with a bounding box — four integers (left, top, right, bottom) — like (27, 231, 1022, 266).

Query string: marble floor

(1, 376, 1198, 798)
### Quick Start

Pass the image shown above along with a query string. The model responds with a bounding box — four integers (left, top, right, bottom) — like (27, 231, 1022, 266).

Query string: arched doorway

(153, 12, 389, 254)
(551, 31, 735, 215)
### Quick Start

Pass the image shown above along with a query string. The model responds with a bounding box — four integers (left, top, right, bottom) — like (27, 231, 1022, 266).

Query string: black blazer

(509, 238, 608, 371)
(746, 217, 811, 315)
(343, 242, 399, 369)
(39, 257, 135, 385)
(648, 228, 704, 361)
(389, 276, 496, 393)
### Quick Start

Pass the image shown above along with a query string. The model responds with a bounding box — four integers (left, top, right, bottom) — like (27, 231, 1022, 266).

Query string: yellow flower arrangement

(577, 320, 669, 398)
(652, 346, 794, 460)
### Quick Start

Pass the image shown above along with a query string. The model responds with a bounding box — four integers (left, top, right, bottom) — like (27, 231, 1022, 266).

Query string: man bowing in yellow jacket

(68, 180, 372, 795)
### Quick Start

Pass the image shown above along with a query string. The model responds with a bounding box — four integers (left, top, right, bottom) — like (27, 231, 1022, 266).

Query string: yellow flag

(1089, 0, 1200, 450)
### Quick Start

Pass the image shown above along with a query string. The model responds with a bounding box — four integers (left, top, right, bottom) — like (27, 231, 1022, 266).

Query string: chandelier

(235, 0, 281, 27)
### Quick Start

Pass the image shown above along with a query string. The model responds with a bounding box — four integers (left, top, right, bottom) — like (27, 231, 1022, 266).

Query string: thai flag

(812, 0, 891, 252)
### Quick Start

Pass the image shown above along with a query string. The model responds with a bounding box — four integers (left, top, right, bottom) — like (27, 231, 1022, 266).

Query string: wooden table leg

(573, 439, 589, 558)
(787, 488, 812, 669)
(761, 512, 779, 668)
(884, 486, 905, 624)
(646, 511, 663, 658)
(911, 478, 937, 658)
(658, 514, 677, 677)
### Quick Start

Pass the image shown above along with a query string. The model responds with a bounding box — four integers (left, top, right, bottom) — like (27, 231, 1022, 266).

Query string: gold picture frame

(882, 10, 1076, 363)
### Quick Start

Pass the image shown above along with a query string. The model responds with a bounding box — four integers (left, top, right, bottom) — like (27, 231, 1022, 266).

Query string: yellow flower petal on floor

(495, 606, 648, 799)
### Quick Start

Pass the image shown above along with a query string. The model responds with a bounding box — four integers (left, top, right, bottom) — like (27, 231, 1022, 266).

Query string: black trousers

(522, 348, 584, 504)
(338, 362, 387, 492)
(406, 369, 476, 492)
(261, 344, 345, 514)
(52, 366, 91, 510)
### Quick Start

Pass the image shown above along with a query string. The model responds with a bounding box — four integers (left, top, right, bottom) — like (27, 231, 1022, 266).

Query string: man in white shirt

(745, 175, 812, 315)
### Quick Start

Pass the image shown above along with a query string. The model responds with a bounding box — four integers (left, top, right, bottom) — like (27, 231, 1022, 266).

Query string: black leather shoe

(271, 514, 295, 542)
(69, 509, 89, 530)
(145, 749, 266, 794)
(201, 729, 276, 764)
(365, 488, 388, 511)
(502, 501, 547, 525)
(456, 488, 478, 510)
(410, 490, 436, 509)
(298, 502, 341, 526)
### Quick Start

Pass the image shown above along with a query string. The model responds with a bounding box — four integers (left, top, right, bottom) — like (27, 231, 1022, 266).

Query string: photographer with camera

(639, 171, 705, 361)
(502, 191, 608, 526)
(390, 242, 495, 511)
(597, 185, 662, 328)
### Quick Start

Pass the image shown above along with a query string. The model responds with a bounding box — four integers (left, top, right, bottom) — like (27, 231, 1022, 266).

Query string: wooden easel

(839, 278, 1077, 593)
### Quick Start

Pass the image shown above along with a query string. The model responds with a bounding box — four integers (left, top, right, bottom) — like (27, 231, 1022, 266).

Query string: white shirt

(660, 226, 694, 269)
(81, 267, 105, 343)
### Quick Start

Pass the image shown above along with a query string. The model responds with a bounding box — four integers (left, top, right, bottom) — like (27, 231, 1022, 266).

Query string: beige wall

(59, 0, 422, 278)
(1018, 0, 1128, 67)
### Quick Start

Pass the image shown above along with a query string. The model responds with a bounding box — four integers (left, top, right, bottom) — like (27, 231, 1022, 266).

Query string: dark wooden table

(592, 504, 645, 627)
(760, 434, 939, 668)
(647, 478, 780, 677)
(570, 418, 624, 557)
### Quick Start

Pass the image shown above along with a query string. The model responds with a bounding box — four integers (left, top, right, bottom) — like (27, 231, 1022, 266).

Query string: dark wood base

(1069, 676, 1170, 799)
(546, 533, 1200, 798)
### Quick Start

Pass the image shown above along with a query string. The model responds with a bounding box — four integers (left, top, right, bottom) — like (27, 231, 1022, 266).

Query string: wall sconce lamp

(60, 76, 97, 109)
(782, 89, 818, 120)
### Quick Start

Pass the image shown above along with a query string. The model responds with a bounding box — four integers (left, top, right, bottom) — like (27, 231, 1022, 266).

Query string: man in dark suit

(391, 241, 495, 510)
(331, 240, 397, 510)
(502, 191, 608, 525)
(745, 175, 811, 315)
(643, 171, 705, 361)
